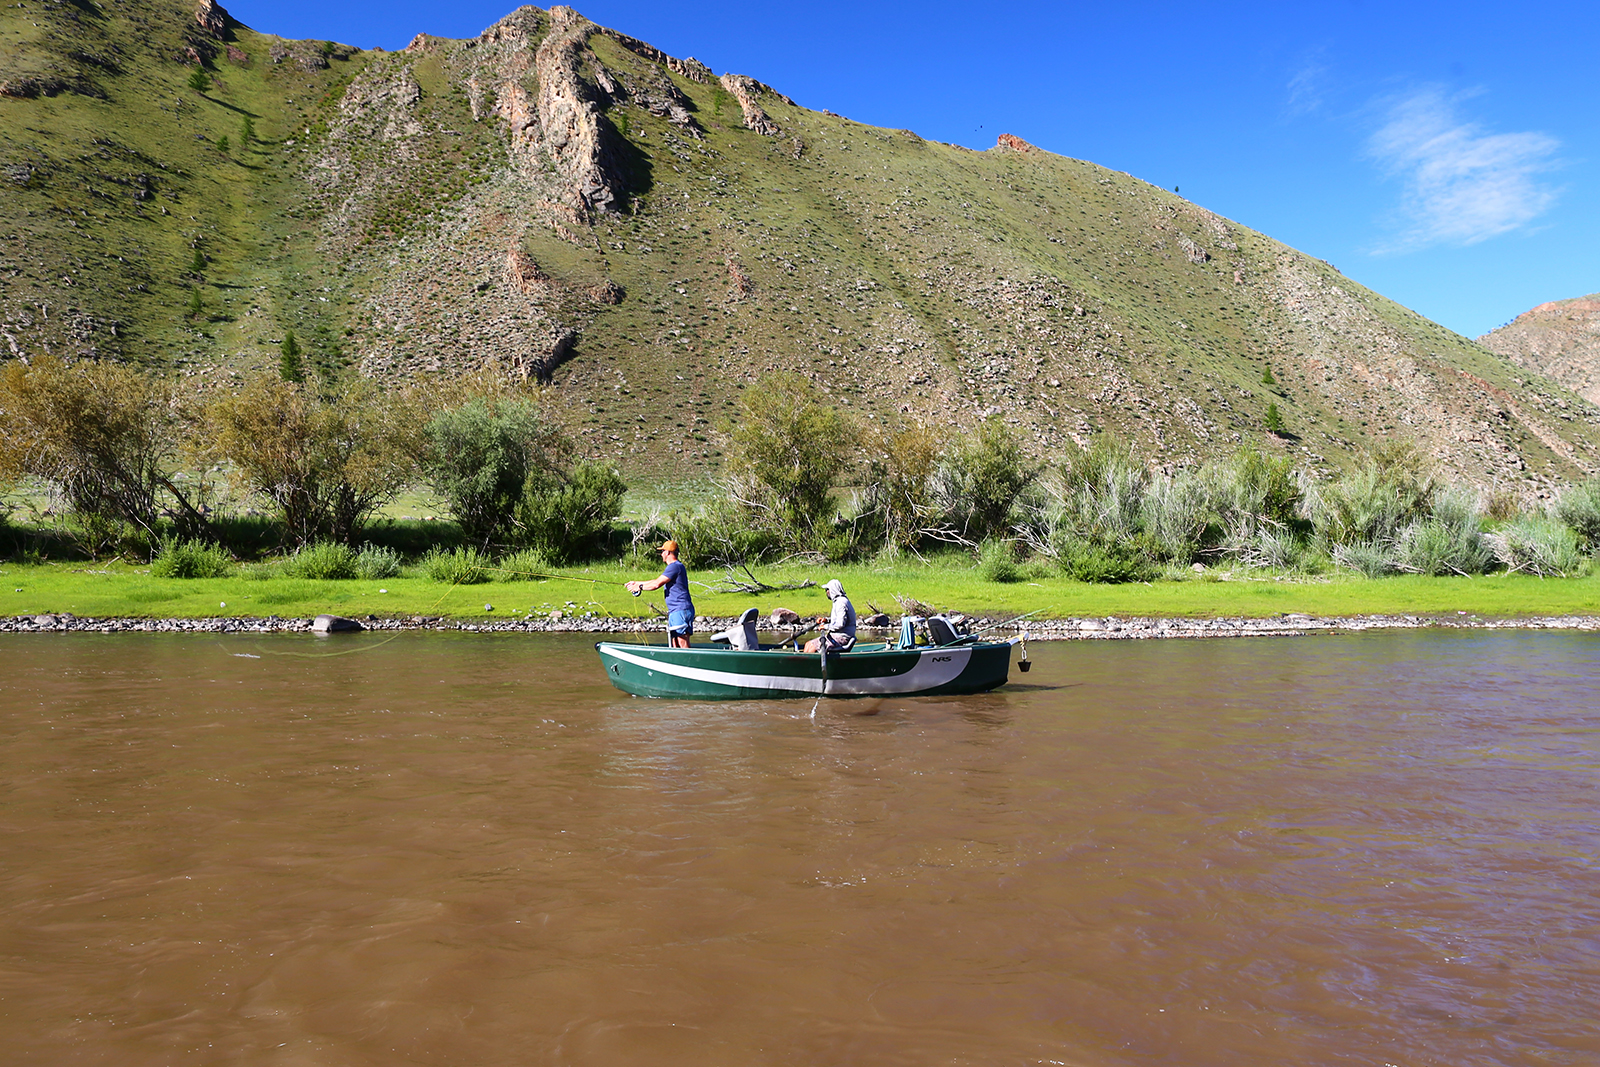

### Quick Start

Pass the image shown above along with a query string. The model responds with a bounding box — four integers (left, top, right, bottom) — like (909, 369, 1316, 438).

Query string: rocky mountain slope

(5, 0, 1599, 494)
(1479, 293, 1600, 407)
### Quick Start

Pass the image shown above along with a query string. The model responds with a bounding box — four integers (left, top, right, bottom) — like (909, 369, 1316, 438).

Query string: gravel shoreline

(6, 612, 1599, 638)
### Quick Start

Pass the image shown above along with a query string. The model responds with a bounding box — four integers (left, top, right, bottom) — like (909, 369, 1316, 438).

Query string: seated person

(804, 579, 856, 653)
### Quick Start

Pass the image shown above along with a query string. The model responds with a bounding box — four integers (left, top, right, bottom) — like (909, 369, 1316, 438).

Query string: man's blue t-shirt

(661, 560, 693, 613)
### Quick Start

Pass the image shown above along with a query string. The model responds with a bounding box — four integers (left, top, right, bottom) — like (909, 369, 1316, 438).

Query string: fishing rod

(964, 608, 1043, 640)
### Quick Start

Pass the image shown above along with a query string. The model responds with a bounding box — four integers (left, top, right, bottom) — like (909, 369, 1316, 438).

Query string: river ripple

(1, 630, 1596, 1066)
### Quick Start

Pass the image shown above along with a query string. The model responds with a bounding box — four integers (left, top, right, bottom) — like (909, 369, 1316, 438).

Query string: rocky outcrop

(621, 66, 702, 138)
(726, 256, 754, 300)
(194, 0, 230, 39)
(995, 133, 1035, 153)
(535, 6, 628, 215)
(719, 73, 781, 135)
(1479, 294, 1600, 405)
(1177, 235, 1209, 264)
(504, 247, 552, 293)
(512, 327, 576, 383)
(597, 28, 711, 82)
(269, 39, 331, 71)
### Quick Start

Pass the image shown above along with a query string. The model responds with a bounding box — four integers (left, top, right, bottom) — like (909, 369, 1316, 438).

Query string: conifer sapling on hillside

(1264, 402, 1284, 434)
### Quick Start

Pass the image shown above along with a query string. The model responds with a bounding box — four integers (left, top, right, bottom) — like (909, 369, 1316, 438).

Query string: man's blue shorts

(667, 608, 695, 636)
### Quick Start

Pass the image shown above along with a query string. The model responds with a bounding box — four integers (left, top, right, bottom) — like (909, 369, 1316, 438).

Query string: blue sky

(228, 0, 1599, 339)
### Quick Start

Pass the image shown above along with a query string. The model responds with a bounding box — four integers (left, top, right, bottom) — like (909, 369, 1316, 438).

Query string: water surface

(1, 631, 1596, 1065)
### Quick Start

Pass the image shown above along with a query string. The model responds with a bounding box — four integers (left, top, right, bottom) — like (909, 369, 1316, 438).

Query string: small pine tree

(279, 330, 304, 383)
(1262, 366, 1276, 386)
(186, 287, 203, 319)
(189, 248, 205, 276)
(240, 116, 254, 146)
(216, 134, 230, 153)
(188, 69, 210, 92)
(1264, 402, 1285, 434)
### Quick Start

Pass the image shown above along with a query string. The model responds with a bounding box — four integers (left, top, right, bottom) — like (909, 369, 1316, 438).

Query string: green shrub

(516, 462, 626, 562)
(1, 355, 210, 547)
(353, 543, 402, 579)
(281, 541, 358, 580)
(977, 539, 1021, 583)
(724, 371, 857, 537)
(1554, 478, 1600, 551)
(932, 416, 1042, 543)
(1140, 470, 1217, 564)
(420, 545, 489, 584)
(858, 420, 942, 551)
(423, 396, 565, 546)
(1229, 526, 1304, 570)
(1310, 443, 1435, 548)
(1484, 518, 1587, 577)
(667, 500, 784, 567)
(1057, 537, 1151, 583)
(149, 537, 234, 579)
(493, 548, 550, 581)
(206, 375, 423, 546)
(1396, 491, 1490, 575)
(1332, 540, 1399, 577)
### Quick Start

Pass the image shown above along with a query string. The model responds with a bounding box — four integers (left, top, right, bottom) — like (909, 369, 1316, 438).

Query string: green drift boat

(596, 614, 1028, 700)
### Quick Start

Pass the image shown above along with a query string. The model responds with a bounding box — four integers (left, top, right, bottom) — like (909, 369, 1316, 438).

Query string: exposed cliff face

(1479, 295, 1600, 406)
(533, 6, 628, 216)
(3, 0, 1598, 491)
(719, 73, 781, 136)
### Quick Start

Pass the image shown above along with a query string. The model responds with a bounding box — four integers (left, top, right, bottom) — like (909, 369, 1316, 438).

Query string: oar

(810, 629, 827, 720)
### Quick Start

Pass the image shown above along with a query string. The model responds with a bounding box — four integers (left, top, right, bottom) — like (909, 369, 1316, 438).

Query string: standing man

(804, 578, 856, 653)
(627, 540, 695, 648)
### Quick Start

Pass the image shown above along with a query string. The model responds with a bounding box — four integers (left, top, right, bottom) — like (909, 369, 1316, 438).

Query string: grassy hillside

(5, 0, 1599, 498)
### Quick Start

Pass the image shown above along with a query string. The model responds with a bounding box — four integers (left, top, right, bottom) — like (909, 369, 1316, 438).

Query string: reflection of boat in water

(596, 614, 1028, 700)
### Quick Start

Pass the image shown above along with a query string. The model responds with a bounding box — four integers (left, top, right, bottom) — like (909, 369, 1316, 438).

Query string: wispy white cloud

(1366, 87, 1559, 252)
(1285, 58, 1328, 116)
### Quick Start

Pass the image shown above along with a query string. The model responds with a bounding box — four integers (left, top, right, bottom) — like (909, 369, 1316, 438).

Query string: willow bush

(723, 371, 857, 540)
(0, 355, 210, 554)
(206, 374, 423, 547)
(422, 396, 566, 547)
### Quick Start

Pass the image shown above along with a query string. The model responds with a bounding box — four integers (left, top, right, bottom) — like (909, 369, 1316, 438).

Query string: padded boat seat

(711, 607, 760, 650)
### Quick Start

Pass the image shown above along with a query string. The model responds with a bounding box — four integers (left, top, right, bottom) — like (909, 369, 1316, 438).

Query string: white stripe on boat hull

(603, 644, 976, 696)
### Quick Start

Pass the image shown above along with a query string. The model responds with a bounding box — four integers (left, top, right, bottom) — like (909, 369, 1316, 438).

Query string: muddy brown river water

(1, 630, 1596, 1066)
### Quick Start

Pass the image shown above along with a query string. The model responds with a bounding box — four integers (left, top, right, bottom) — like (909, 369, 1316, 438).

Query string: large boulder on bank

(311, 614, 364, 633)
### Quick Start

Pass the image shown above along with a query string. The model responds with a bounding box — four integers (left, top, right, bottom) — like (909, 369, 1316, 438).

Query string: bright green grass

(4, 560, 1597, 622)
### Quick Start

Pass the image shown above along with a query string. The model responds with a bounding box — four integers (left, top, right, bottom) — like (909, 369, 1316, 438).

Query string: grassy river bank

(5, 560, 1599, 628)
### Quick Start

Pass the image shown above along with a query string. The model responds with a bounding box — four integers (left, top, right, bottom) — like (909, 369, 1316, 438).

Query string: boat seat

(926, 615, 960, 646)
(710, 607, 760, 650)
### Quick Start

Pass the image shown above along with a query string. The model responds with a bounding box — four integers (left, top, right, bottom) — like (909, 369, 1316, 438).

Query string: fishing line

(220, 564, 637, 660)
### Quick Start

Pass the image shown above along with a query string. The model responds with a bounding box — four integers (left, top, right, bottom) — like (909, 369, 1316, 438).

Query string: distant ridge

(1479, 293, 1600, 407)
(3, 0, 1598, 491)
